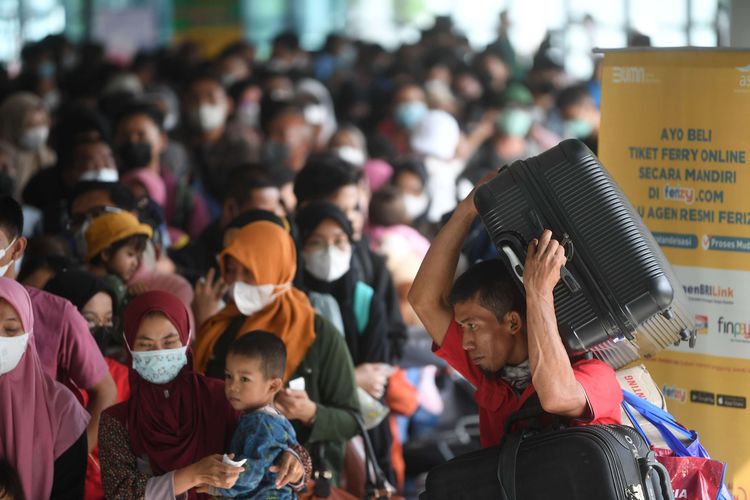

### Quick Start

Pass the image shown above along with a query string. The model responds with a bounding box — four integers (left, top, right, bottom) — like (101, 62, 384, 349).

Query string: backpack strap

(353, 281, 374, 335)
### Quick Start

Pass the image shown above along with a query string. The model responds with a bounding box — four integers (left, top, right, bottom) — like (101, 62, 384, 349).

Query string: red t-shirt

(434, 320, 623, 448)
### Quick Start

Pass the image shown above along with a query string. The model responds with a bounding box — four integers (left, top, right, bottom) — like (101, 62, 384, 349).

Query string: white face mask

(194, 103, 227, 132)
(231, 282, 290, 316)
(335, 146, 366, 167)
(0, 332, 29, 375)
(79, 168, 119, 183)
(19, 126, 49, 151)
(303, 104, 328, 125)
(130, 346, 188, 384)
(0, 237, 17, 277)
(403, 193, 429, 220)
(303, 245, 352, 283)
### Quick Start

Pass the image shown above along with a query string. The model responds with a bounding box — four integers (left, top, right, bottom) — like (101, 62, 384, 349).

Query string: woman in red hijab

(0, 277, 90, 499)
(98, 291, 309, 499)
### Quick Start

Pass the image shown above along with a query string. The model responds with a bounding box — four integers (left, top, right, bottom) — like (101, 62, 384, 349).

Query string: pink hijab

(123, 168, 167, 207)
(0, 278, 90, 499)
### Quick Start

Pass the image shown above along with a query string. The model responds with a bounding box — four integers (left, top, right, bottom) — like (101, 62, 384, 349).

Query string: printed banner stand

(598, 48, 750, 500)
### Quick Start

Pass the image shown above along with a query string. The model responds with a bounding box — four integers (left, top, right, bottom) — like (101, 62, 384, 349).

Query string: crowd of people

(0, 14, 607, 500)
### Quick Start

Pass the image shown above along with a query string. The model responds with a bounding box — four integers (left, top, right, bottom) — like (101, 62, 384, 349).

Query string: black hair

(225, 210, 286, 234)
(16, 235, 74, 284)
(273, 32, 300, 52)
(261, 98, 302, 136)
(365, 133, 397, 163)
(555, 84, 592, 112)
(448, 259, 525, 321)
(113, 100, 165, 133)
(228, 330, 287, 380)
(391, 157, 428, 187)
(68, 181, 137, 216)
(51, 105, 111, 166)
(225, 164, 277, 205)
(293, 154, 363, 205)
(89, 233, 149, 266)
(227, 77, 261, 104)
(184, 65, 223, 94)
(368, 186, 406, 227)
(0, 459, 25, 500)
(0, 196, 23, 240)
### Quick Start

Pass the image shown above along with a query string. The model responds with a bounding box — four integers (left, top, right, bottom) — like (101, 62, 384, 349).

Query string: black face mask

(90, 325, 114, 352)
(117, 141, 153, 170)
(261, 140, 290, 167)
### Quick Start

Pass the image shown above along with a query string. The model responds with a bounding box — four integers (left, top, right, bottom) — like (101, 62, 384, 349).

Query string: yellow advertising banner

(600, 49, 750, 500)
(172, 0, 243, 57)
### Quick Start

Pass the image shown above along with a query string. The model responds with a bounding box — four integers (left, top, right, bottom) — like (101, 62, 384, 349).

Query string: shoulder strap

(498, 433, 522, 500)
(353, 281, 374, 334)
(503, 393, 546, 434)
(498, 394, 560, 500)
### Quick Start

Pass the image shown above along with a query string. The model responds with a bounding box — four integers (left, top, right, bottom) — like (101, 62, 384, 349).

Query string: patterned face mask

(130, 345, 188, 385)
(500, 359, 532, 391)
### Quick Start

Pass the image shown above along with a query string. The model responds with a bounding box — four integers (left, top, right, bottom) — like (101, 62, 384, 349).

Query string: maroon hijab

(106, 291, 237, 479)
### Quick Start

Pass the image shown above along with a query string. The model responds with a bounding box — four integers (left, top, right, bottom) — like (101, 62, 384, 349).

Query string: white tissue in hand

(288, 377, 305, 391)
(223, 454, 247, 467)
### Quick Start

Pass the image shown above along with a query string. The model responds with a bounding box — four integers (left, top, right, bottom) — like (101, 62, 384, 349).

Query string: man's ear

(10, 236, 27, 262)
(506, 310, 523, 335)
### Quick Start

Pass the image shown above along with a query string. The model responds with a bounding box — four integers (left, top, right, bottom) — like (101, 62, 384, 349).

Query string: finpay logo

(717, 316, 750, 341)
(694, 315, 709, 335)
(662, 385, 687, 403)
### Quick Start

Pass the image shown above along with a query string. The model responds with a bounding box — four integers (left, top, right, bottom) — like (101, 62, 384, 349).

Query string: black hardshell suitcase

(474, 139, 695, 369)
(420, 397, 675, 500)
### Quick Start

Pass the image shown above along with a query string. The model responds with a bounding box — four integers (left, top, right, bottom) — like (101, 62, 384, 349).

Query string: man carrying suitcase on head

(408, 175, 622, 450)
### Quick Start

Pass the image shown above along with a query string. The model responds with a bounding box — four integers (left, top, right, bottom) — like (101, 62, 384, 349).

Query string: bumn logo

(613, 66, 645, 83)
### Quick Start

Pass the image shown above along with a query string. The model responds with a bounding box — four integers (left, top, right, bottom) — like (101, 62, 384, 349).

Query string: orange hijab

(194, 221, 316, 380)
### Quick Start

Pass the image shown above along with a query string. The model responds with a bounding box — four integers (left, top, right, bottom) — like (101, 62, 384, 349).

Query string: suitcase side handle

(501, 243, 582, 295)
(501, 245, 525, 284)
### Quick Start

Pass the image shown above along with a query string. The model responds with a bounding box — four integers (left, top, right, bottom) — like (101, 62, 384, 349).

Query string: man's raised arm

(409, 191, 480, 346)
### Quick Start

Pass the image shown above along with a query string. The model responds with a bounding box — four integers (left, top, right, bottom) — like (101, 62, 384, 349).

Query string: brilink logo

(683, 283, 734, 299)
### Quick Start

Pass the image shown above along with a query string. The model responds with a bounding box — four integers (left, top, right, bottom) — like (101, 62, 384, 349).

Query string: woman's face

(303, 218, 351, 254)
(394, 171, 424, 197)
(25, 107, 50, 129)
(223, 255, 256, 287)
(82, 292, 113, 329)
(132, 313, 183, 352)
(0, 299, 23, 337)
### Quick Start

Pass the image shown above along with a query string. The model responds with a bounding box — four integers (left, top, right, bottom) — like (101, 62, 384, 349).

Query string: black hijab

(45, 268, 118, 351)
(295, 202, 365, 362)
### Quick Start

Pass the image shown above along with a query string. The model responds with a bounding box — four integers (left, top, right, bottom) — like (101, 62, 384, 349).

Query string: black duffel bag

(420, 395, 674, 500)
